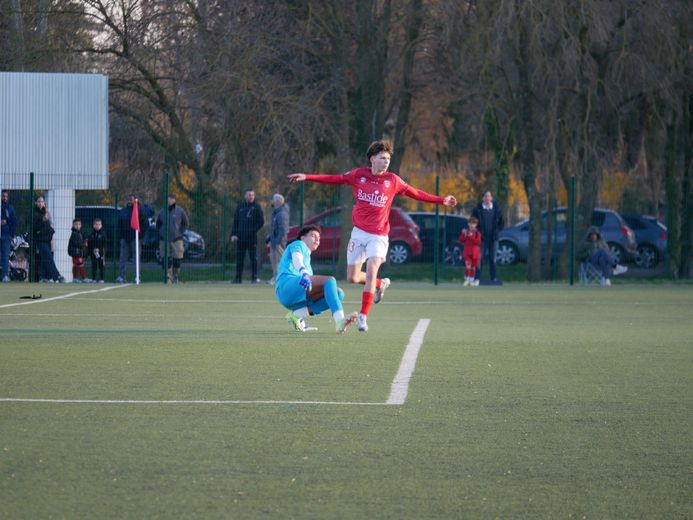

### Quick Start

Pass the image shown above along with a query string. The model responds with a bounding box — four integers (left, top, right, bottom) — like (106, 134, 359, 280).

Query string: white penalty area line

(0, 319, 431, 408)
(386, 318, 430, 405)
(0, 284, 130, 309)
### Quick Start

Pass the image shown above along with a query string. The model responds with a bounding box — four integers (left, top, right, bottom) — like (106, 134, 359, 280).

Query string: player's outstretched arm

(288, 172, 348, 186)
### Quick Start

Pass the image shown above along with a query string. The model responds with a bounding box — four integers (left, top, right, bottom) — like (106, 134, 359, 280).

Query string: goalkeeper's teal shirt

(275, 240, 313, 308)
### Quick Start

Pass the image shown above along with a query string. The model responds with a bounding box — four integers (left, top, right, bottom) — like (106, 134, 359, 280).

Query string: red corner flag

(130, 198, 141, 232)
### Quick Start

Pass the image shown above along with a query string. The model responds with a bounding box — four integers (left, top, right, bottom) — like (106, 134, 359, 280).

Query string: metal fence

(3, 173, 471, 284)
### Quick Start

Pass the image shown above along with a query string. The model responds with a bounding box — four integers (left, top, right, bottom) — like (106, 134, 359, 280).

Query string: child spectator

(88, 218, 107, 283)
(459, 216, 482, 286)
(68, 218, 88, 282)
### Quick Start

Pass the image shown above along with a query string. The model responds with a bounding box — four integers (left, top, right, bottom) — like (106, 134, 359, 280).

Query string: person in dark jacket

(1, 190, 17, 282)
(156, 194, 189, 283)
(578, 226, 628, 286)
(116, 194, 147, 283)
(33, 197, 64, 283)
(231, 189, 264, 283)
(267, 193, 289, 285)
(88, 218, 107, 283)
(68, 218, 87, 282)
(471, 191, 504, 283)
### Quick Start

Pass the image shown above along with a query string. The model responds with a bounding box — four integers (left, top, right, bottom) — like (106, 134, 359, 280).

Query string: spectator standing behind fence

(471, 190, 504, 283)
(267, 193, 289, 285)
(68, 218, 88, 283)
(156, 194, 189, 284)
(459, 216, 482, 286)
(1, 190, 17, 282)
(33, 197, 64, 283)
(116, 194, 147, 284)
(88, 218, 106, 283)
(231, 189, 265, 284)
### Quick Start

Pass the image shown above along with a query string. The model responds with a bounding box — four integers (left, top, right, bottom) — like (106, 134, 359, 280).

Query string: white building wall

(0, 71, 108, 189)
(0, 72, 109, 281)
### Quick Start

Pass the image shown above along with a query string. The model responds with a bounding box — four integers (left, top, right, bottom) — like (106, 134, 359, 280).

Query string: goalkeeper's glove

(299, 272, 312, 291)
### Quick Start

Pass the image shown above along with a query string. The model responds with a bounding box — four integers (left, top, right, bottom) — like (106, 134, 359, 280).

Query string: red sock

(360, 291, 374, 315)
(375, 278, 382, 289)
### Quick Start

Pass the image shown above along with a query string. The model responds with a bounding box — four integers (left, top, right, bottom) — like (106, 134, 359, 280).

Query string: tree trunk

(9, 0, 25, 67)
(390, 0, 422, 172)
(679, 94, 692, 278)
(515, 13, 541, 282)
(664, 116, 681, 279)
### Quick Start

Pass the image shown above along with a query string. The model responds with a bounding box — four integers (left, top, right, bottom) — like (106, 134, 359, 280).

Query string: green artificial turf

(1, 282, 691, 518)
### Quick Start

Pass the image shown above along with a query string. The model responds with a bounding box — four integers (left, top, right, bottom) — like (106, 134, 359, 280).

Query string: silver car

(496, 208, 637, 265)
(621, 214, 667, 268)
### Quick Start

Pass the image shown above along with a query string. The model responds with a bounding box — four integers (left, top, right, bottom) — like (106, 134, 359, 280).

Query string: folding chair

(579, 262, 602, 286)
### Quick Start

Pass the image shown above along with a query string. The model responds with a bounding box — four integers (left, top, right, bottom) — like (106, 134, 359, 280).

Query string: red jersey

(459, 228, 482, 262)
(304, 167, 445, 235)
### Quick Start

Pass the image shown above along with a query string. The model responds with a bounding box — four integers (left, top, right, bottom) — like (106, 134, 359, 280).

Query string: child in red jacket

(459, 216, 482, 286)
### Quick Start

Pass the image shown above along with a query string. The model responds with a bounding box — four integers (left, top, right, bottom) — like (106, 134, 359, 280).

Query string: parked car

(287, 206, 422, 264)
(408, 212, 469, 264)
(75, 205, 205, 262)
(621, 214, 667, 269)
(143, 227, 206, 263)
(495, 207, 637, 265)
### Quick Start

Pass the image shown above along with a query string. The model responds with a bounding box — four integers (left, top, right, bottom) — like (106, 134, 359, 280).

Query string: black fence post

(162, 173, 169, 284)
(569, 176, 576, 286)
(222, 194, 228, 281)
(433, 175, 440, 286)
(29, 172, 36, 282)
(112, 195, 118, 282)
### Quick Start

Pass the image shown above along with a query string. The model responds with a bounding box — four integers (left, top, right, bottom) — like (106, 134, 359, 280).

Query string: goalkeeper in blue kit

(275, 225, 358, 334)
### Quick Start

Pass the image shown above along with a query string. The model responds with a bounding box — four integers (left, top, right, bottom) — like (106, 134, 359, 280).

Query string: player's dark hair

(366, 139, 394, 159)
(297, 224, 321, 240)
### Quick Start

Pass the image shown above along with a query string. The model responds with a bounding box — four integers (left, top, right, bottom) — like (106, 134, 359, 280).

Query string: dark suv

(408, 212, 469, 264)
(496, 207, 637, 265)
(73, 205, 120, 259)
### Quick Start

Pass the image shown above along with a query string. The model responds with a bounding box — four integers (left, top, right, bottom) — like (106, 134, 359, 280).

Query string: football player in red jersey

(289, 140, 457, 332)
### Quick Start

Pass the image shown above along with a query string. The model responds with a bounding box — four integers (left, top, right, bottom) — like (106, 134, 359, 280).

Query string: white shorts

(346, 226, 389, 265)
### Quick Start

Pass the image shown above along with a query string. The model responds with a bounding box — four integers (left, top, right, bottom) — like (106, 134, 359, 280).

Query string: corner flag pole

(134, 229, 140, 285)
(131, 198, 141, 285)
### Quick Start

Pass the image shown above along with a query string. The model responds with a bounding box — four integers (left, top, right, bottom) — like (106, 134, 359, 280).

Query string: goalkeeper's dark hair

(297, 225, 321, 240)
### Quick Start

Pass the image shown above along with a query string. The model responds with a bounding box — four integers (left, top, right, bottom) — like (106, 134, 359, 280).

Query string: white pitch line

(0, 317, 430, 407)
(386, 318, 431, 405)
(0, 284, 130, 309)
(0, 398, 391, 406)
